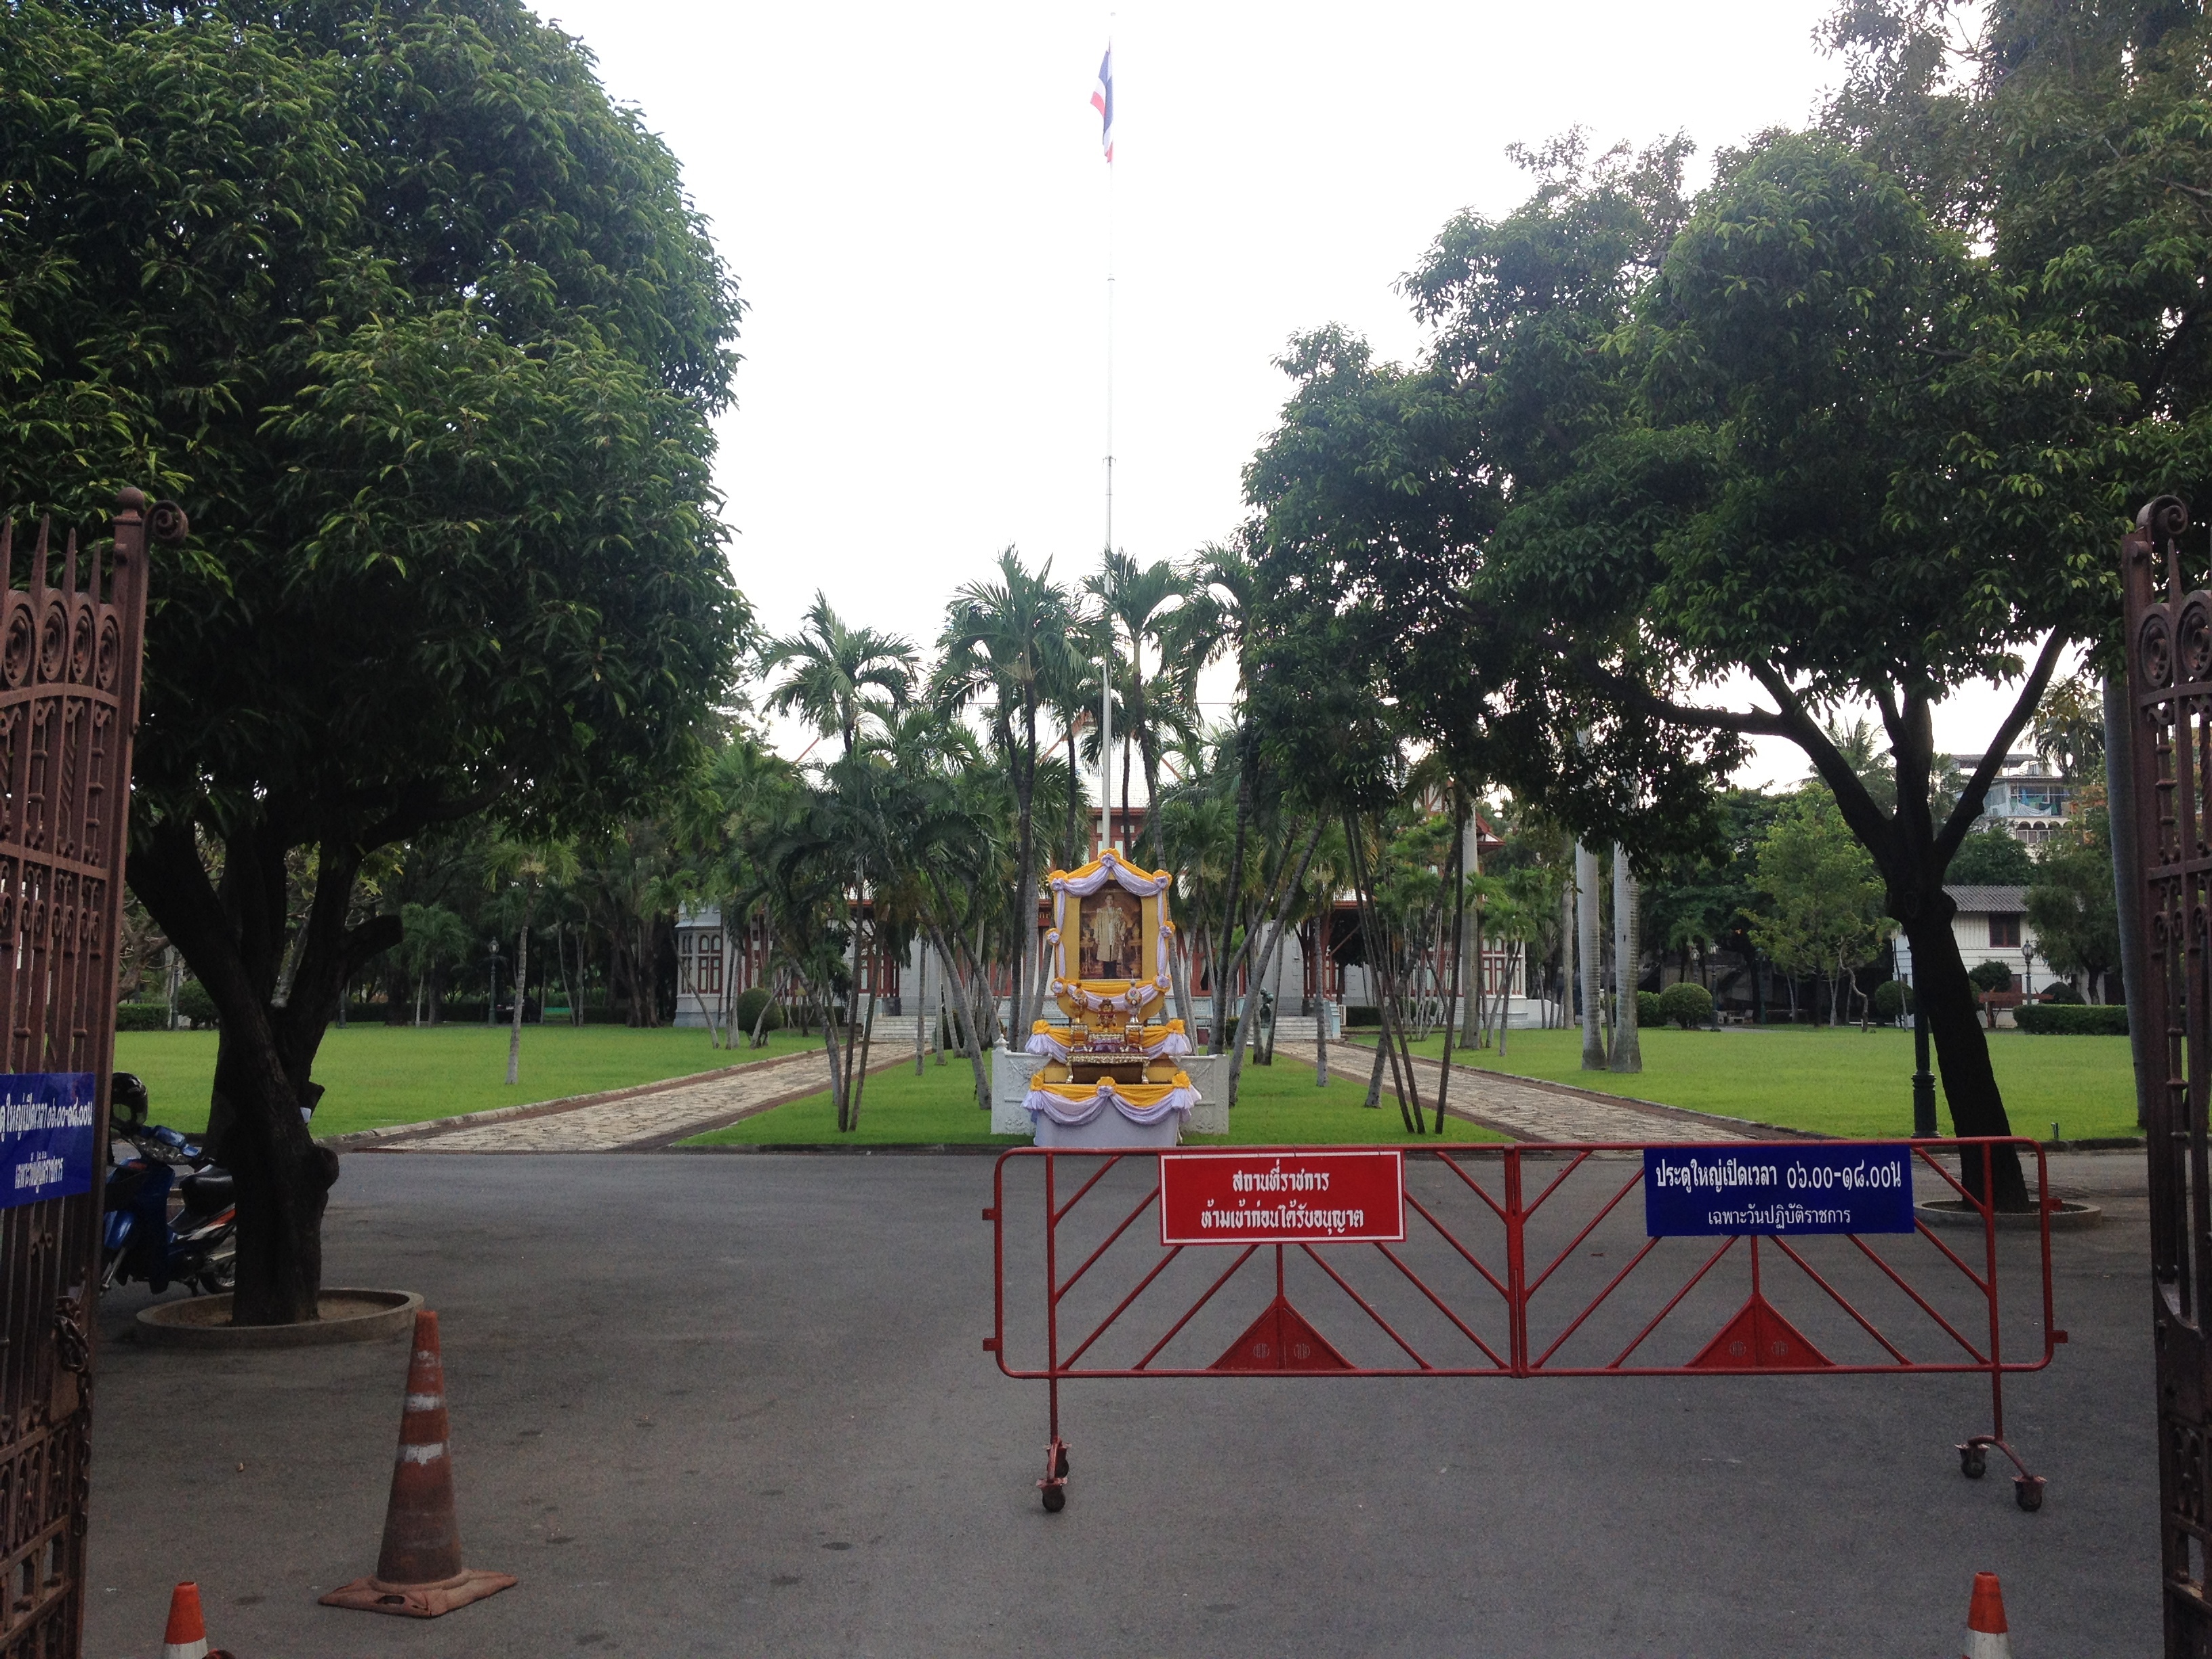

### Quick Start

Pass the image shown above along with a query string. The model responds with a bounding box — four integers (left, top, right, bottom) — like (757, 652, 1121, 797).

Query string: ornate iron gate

(2123, 495, 2212, 1656)
(0, 491, 161, 1659)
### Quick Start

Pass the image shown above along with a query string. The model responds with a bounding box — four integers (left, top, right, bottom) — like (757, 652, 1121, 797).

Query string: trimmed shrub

(1345, 1005, 1382, 1027)
(1658, 982, 1715, 1029)
(1637, 990, 1664, 1029)
(176, 980, 218, 1028)
(1871, 981, 1912, 1021)
(115, 1001, 170, 1031)
(2041, 981, 2085, 1005)
(733, 987, 785, 1035)
(2015, 1002, 2128, 1036)
(1968, 960, 2015, 994)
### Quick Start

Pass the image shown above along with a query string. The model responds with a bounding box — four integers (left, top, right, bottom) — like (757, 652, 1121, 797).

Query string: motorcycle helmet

(110, 1071, 148, 1128)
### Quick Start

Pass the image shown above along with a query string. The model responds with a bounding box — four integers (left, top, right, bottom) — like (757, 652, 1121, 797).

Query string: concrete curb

(319, 1048, 815, 1151)
(1917, 1198, 2106, 1231)
(135, 1288, 423, 1349)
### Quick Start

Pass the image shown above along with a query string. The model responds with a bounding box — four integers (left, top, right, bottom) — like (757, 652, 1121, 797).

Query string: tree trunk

(1212, 726, 1256, 1049)
(1012, 701, 1040, 1034)
(1435, 803, 1469, 1132)
(1576, 842, 1605, 1069)
(1458, 815, 1481, 1045)
(1227, 827, 1322, 1104)
(1610, 846, 1641, 1073)
(129, 821, 398, 1326)
(506, 915, 531, 1085)
(933, 928, 991, 1110)
(1895, 898, 2029, 1209)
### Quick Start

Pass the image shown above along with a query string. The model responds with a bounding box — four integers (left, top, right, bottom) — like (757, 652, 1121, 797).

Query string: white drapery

(1023, 1078, 1198, 1128)
(1024, 1025, 1193, 1064)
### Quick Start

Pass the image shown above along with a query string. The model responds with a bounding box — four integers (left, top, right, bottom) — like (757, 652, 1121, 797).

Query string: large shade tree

(1250, 125, 2133, 1207)
(0, 0, 747, 1319)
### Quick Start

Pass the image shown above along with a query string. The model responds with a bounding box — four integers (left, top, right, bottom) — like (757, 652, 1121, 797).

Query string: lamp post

(487, 939, 502, 1027)
(1896, 934, 1937, 1137)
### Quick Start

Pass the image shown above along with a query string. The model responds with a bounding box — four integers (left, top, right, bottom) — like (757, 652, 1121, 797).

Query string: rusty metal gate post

(2122, 495, 2212, 1656)
(0, 490, 165, 1659)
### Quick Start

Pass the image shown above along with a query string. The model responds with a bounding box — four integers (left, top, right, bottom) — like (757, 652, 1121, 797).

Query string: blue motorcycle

(102, 1073, 238, 1296)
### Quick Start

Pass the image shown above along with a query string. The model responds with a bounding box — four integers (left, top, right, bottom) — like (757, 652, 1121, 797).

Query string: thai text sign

(1160, 1150, 1405, 1246)
(1, 1073, 98, 1211)
(1643, 1144, 1915, 1237)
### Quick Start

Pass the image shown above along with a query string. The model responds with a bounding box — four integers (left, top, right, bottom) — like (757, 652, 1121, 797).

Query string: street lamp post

(487, 939, 502, 1027)
(1896, 935, 1937, 1138)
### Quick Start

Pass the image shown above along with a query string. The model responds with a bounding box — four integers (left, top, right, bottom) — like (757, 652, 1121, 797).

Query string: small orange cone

(161, 1582, 209, 1659)
(1963, 1571, 2012, 1658)
(320, 1311, 516, 1618)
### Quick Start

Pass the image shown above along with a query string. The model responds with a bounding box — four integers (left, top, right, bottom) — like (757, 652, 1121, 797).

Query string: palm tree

(398, 903, 471, 1025)
(760, 594, 918, 755)
(1085, 552, 1187, 863)
(1039, 597, 1105, 870)
(934, 550, 1074, 1034)
(487, 838, 583, 1084)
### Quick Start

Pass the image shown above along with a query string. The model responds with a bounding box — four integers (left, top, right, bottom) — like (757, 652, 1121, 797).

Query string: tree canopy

(1, 0, 747, 1320)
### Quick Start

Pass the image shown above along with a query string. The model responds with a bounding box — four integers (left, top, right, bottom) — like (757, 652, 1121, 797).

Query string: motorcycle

(102, 1072, 238, 1296)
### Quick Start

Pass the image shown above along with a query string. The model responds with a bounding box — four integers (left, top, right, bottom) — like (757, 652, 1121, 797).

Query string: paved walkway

(380, 1048, 836, 1153)
(1324, 1040, 1761, 1142)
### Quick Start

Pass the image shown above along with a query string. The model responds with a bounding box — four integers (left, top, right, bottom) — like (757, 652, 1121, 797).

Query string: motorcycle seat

(180, 1169, 234, 1214)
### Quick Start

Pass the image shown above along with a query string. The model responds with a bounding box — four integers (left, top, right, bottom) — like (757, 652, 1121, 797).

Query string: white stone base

(1181, 1053, 1227, 1134)
(1031, 1113, 1185, 1149)
(990, 1047, 1042, 1135)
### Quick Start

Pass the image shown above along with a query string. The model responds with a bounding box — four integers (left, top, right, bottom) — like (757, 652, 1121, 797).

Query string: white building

(1948, 753, 2073, 848)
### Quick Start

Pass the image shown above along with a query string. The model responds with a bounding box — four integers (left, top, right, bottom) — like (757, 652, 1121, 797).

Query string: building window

(696, 930, 723, 996)
(1988, 914, 2022, 948)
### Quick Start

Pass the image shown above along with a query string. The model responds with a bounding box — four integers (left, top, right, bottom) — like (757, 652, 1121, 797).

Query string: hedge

(733, 987, 786, 1035)
(1345, 1006, 1382, 1027)
(115, 1002, 170, 1031)
(2014, 1003, 2128, 1036)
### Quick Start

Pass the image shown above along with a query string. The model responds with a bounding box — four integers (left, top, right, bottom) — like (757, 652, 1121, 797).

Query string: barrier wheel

(1054, 1448, 1070, 1479)
(2015, 1477, 2043, 1513)
(1042, 1485, 1066, 1513)
(1959, 1446, 1986, 1479)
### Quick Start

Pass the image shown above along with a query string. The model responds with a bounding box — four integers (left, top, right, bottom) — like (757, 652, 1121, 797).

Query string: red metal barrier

(986, 1139, 2062, 1514)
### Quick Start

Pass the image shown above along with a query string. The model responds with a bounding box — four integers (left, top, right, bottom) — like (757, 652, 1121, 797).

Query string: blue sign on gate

(1, 1073, 98, 1211)
(1643, 1143, 1916, 1237)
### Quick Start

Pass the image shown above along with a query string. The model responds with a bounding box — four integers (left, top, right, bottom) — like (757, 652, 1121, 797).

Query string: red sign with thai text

(1159, 1150, 1405, 1246)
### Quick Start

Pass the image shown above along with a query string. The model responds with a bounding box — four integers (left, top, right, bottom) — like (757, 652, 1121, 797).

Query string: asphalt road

(83, 1149, 2155, 1657)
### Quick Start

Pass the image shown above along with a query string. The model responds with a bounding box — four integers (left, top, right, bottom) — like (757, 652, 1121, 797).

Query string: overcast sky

(537, 0, 2037, 789)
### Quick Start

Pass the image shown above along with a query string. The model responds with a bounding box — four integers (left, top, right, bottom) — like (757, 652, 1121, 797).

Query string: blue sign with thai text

(1643, 1143, 1916, 1237)
(1, 1073, 98, 1211)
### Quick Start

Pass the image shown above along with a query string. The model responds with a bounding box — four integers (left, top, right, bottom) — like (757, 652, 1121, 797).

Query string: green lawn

(115, 1024, 817, 1139)
(1345, 1025, 2140, 1141)
(681, 1052, 1511, 1148)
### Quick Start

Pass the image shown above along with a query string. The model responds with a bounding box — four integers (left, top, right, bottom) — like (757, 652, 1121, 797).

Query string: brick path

(376, 1048, 840, 1153)
(1323, 1041, 1769, 1143)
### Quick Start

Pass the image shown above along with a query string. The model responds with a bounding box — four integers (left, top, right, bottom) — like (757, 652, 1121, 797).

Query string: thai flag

(1091, 45, 1113, 163)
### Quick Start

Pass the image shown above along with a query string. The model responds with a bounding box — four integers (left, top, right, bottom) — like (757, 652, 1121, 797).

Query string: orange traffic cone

(161, 1581, 209, 1659)
(1963, 1571, 2012, 1658)
(319, 1311, 516, 1618)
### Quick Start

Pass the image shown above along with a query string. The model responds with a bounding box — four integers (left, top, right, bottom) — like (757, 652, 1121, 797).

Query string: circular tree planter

(137, 1288, 423, 1350)
(1915, 1199, 2103, 1231)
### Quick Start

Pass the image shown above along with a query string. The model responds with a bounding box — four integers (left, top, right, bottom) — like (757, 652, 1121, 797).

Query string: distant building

(1946, 752, 2072, 847)
(1943, 883, 2044, 991)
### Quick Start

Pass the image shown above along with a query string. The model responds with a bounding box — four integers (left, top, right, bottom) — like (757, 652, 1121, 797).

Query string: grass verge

(680, 1049, 1511, 1147)
(1342, 1025, 2139, 1141)
(116, 1025, 819, 1140)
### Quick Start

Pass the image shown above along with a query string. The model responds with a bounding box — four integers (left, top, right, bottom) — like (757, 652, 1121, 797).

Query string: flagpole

(1099, 26, 1116, 858)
